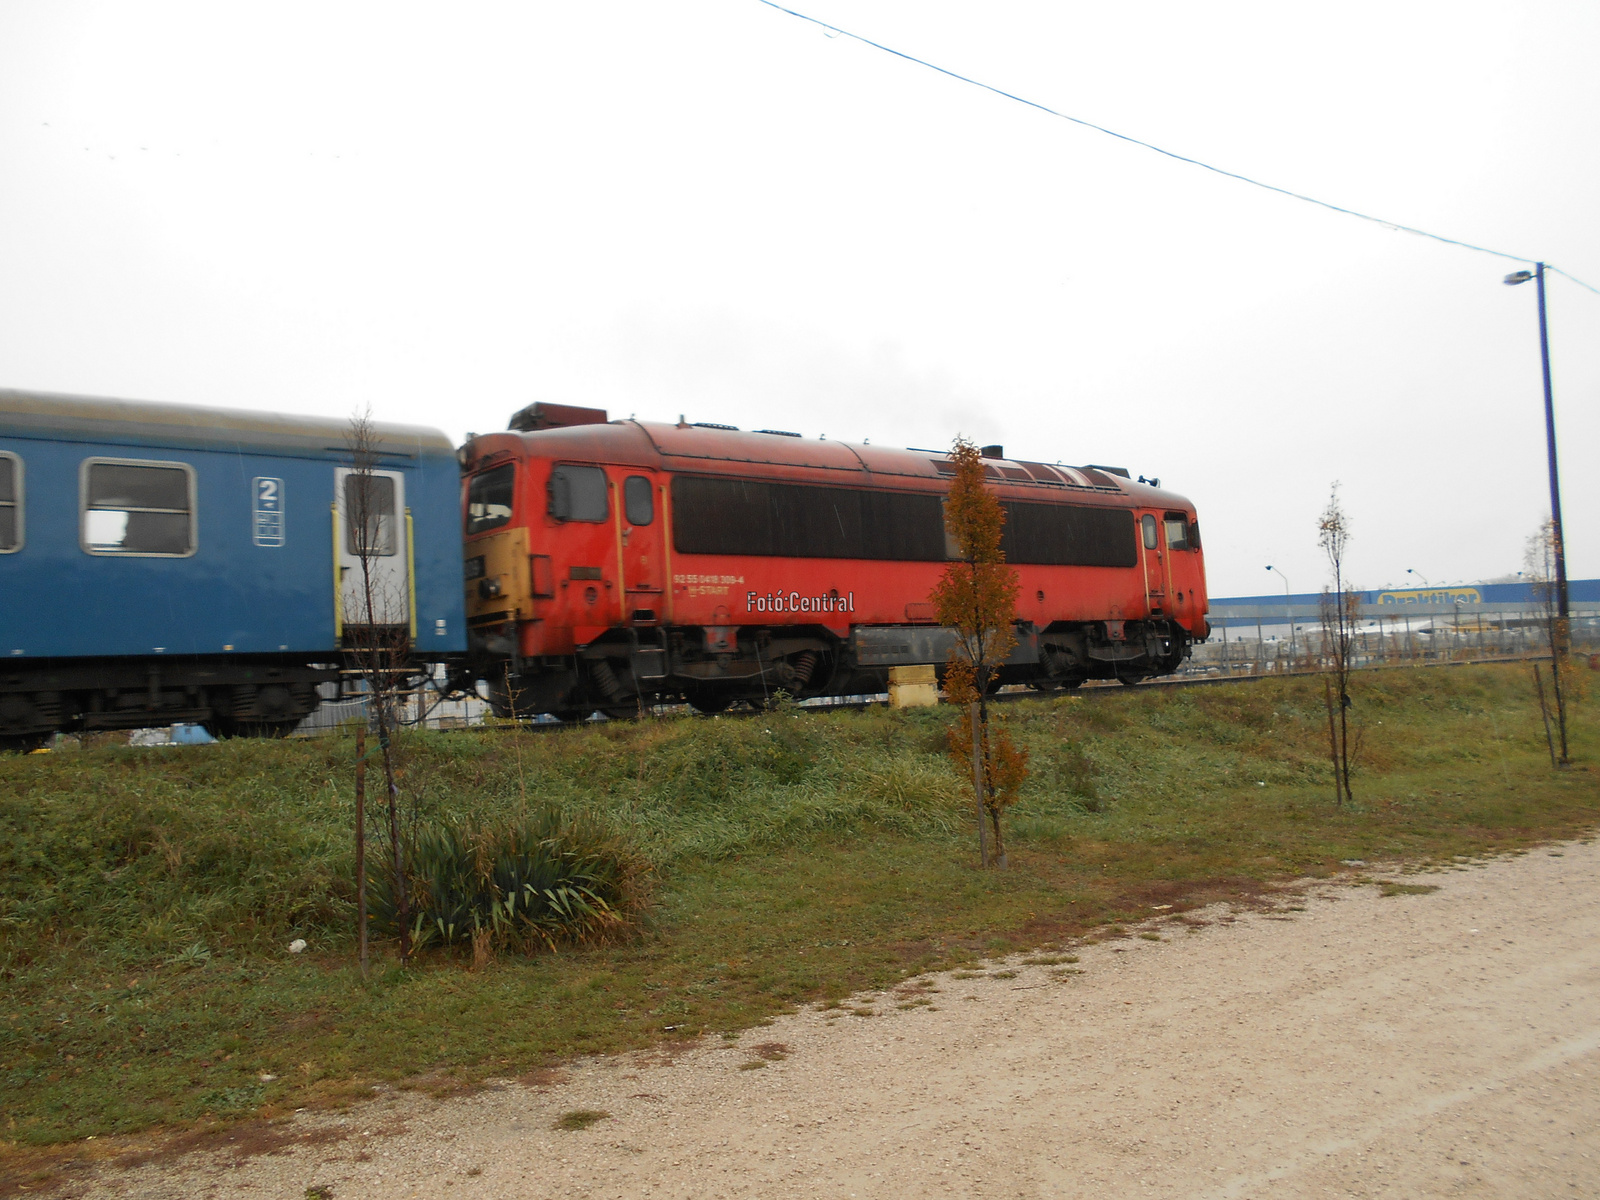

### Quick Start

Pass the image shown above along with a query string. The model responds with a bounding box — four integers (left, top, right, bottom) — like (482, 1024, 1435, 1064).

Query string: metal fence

(1182, 603, 1599, 679)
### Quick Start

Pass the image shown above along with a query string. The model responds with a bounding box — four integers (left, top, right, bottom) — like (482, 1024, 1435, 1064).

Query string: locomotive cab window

(81, 459, 195, 556)
(466, 463, 515, 535)
(344, 474, 398, 557)
(0, 452, 20, 552)
(624, 475, 654, 526)
(547, 464, 608, 523)
(1164, 513, 1190, 551)
(1141, 514, 1159, 550)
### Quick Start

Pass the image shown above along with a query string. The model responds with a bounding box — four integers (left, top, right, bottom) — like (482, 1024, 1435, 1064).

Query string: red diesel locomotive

(459, 403, 1209, 718)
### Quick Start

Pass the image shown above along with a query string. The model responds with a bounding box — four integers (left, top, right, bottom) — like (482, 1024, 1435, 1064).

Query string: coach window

(0, 453, 20, 552)
(466, 464, 515, 535)
(82, 459, 196, 556)
(1164, 513, 1190, 551)
(547, 465, 608, 522)
(344, 474, 398, 556)
(624, 476, 654, 526)
(1141, 513, 1158, 550)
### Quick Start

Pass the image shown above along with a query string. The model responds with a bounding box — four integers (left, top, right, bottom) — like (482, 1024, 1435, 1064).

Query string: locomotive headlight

(478, 577, 503, 600)
(465, 555, 486, 580)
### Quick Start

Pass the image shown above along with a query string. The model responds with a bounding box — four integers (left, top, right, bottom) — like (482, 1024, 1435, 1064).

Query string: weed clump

(369, 807, 650, 955)
(1378, 882, 1440, 897)
(553, 1109, 610, 1131)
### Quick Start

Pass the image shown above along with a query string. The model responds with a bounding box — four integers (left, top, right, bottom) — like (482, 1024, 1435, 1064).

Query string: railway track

(441, 652, 1560, 733)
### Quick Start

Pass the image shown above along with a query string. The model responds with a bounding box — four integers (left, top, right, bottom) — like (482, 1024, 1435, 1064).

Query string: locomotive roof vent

(980, 444, 1004, 459)
(754, 428, 802, 437)
(508, 401, 609, 432)
(1084, 463, 1131, 479)
(692, 421, 740, 431)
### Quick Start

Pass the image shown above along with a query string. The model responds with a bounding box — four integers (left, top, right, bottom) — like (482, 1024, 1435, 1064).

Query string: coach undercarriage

(480, 618, 1190, 720)
(0, 657, 338, 749)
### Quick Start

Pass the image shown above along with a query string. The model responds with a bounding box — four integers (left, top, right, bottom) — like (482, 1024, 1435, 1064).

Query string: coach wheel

(0, 732, 51, 754)
(552, 709, 592, 723)
(206, 718, 300, 739)
(602, 706, 639, 721)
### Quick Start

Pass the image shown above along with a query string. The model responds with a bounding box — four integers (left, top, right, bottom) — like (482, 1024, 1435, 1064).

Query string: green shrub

(369, 807, 651, 954)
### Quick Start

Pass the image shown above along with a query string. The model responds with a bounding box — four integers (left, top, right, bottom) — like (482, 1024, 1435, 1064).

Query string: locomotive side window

(624, 476, 654, 526)
(0, 453, 19, 552)
(672, 476, 946, 561)
(1141, 514, 1158, 550)
(466, 464, 515, 535)
(1001, 502, 1139, 568)
(548, 465, 609, 523)
(344, 474, 399, 556)
(81, 459, 195, 556)
(1164, 513, 1190, 551)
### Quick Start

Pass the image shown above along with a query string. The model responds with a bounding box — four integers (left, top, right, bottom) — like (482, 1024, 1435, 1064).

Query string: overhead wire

(756, 0, 1600, 297)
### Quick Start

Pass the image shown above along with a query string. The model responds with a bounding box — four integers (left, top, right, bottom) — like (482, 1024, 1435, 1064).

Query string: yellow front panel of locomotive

(465, 526, 534, 623)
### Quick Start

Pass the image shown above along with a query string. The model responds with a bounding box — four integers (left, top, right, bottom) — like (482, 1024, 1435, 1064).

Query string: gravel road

(85, 838, 1600, 1199)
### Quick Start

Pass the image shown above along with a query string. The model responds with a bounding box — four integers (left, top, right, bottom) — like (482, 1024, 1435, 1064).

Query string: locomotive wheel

(552, 708, 592, 723)
(684, 689, 733, 715)
(1027, 680, 1059, 693)
(603, 706, 638, 721)
(241, 720, 299, 738)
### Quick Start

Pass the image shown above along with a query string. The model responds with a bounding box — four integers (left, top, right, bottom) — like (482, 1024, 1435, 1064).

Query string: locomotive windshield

(466, 464, 515, 535)
(1164, 513, 1190, 551)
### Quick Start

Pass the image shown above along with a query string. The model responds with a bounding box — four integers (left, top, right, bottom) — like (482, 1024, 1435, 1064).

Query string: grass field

(1, 661, 1595, 1159)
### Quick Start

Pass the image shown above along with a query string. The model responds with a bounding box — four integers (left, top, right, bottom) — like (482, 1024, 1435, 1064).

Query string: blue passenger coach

(0, 390, 466, 746)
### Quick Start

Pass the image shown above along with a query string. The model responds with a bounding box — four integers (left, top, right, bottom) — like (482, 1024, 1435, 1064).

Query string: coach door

(1139, 512, 1167, 612)
(614, 471, 665, 624)
(335, 467, 411, 635)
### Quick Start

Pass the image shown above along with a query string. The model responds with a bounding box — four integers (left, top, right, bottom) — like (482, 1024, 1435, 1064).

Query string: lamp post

(1505, 262, 1570, 765)
(1265, 565, 1297, 665)
(1406, 568, 1431, 589)
(1503, 264, 1570, 637)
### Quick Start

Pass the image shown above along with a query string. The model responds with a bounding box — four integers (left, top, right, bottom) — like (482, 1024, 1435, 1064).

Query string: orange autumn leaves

(931, 438, 1028, 866)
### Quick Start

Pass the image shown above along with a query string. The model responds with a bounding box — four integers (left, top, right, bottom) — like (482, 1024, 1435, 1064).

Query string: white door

(335, 467, 410, 630)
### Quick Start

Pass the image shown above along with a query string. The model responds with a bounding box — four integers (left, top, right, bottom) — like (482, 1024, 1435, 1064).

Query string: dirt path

(85, 840, 1600, 1199)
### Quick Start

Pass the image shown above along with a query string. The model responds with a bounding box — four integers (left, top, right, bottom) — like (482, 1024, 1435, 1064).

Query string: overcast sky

(3, 1, 1596, 598)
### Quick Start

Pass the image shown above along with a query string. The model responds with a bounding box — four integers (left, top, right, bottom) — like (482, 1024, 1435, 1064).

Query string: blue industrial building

(1211, 580, 1600, 622)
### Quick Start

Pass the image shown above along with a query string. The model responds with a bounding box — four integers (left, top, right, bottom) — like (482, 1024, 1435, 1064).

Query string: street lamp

(1406, 568, 1431, 588)
(1265, 565, 1297, 663)
(1503, 264, 1570, 639)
